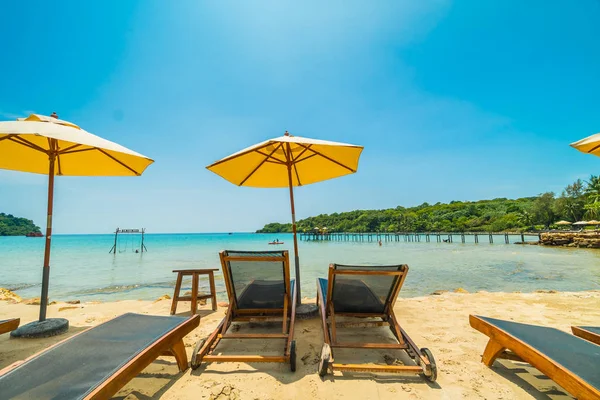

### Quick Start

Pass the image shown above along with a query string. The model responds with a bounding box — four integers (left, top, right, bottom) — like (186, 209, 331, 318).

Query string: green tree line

(0, 213, 41, 236)
(257, 176, 600, 233)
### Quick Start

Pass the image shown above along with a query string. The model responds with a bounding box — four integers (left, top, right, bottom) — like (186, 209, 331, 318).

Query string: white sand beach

(1, 290, 599, 399)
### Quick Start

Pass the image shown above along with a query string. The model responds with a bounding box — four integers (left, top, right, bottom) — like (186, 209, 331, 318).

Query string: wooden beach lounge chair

(572, 325, 600, 345)
(191, 250, 297, 371)
(316, 263, 437, 381)
(0, 313, 200, 400)
(470, 315, 600, 399)
(0, 318, 19, 335)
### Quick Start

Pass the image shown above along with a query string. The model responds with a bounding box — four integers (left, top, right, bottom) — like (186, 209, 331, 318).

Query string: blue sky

(1, 0, 599, 233)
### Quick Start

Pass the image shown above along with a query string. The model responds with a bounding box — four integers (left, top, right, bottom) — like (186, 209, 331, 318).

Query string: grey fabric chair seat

(476, 316, 600, 391)
(318, 277, 385, 313)
(237, 279, 295, 309)
(0, 313, 192, 400)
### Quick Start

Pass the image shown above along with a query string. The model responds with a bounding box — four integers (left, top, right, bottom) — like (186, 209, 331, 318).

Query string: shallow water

(0, 233, 599, 302)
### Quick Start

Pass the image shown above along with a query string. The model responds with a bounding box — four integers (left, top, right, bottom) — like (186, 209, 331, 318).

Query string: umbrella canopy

(570, 133, 600, 157)
(0, 113, 153, 328)
(207, 132, 362, 187)
(573, 221, 589, 225)
(207, 131, 363, 303)
(0, 114, 152, 176)
(555, 220, 573, 225)
(586, 220, 600, 225)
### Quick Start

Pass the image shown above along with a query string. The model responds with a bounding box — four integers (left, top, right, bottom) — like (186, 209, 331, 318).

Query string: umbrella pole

(39, 150, 56, 322)
(287, 165, 302, 305)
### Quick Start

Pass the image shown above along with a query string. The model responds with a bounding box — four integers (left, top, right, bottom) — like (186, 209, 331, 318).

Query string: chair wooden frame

(0, 318, 19, 335)
(316, 264, 436, 381)
(191, 250, 297, 372)
(470, 315, 600, 400)
(0, 314, 200, 400)
(572, 326, 600, 345)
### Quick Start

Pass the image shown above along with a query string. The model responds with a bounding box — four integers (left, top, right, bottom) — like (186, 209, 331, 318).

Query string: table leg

(191, 273, 199, 315)
(170, 273, 183, 315)
(209, 271, 217, 311)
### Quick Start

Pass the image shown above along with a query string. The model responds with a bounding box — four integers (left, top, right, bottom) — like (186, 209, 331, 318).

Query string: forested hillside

(0, 213, 41, 236)
(257, 176, 600, 233)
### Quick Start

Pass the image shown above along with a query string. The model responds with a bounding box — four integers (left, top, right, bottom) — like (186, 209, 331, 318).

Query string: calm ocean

(1, 233, 599, 302)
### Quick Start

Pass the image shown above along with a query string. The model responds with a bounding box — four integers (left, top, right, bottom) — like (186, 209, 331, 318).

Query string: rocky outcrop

(0, 288, 22, 303)
(539, 231, 600, 248)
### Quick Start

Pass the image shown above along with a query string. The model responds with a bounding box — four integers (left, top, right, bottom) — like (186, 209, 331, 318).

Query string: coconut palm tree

(585, 175, 600, 202)
(584, 175, 600, 218)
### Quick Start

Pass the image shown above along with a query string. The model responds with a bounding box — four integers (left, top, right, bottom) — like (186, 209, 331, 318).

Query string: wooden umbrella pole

(39, 147, 56, 322)
(286, 146, 302, 304)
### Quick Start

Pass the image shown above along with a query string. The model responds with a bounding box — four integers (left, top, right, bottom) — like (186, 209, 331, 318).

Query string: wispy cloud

(0, 109, 36, 120)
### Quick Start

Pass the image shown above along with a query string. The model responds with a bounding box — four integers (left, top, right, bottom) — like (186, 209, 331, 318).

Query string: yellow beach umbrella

(207, 131, 363, 303)
(554, 220, 572, 225)
(0, 113, 153, 336)
(570, 133, 600, 156)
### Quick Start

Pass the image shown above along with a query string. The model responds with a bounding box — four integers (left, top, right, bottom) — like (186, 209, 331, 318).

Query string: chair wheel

(318, 344, 331, 377)
(421, 348, 437, 382)
(191, 338, 206, 370)
(290, 340, 297, 372)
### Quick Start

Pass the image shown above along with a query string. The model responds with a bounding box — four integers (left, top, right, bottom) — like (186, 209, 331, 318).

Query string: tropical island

(0, 213, 42, 236)
(257, 176, 600, 233)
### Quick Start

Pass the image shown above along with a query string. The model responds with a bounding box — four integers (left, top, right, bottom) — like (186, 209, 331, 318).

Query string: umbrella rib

(587, 143, 600, 153)
(291, 144, 312, 162)
(56, 149, 63, 175)
(0, 134, 16, 142)
(58, 144, 82, 154)
(96, 148, 140, 175)
(8, 136, 48, 154)
(57, 154, 63, 175)
(207, 141, 275, 169)
(283, 142, 302, 185)
(47, 138, 62, 175)
(239, 143, 283, 186)
(61, 148, 96, 155)
(255, 150, 286, 164)
(297, 144, 356, 172)
(294, 153, 318, 164)
(293, 161, 302, 186)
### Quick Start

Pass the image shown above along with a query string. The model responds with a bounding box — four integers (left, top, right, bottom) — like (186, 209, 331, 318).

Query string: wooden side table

(170, 269, 219, 315)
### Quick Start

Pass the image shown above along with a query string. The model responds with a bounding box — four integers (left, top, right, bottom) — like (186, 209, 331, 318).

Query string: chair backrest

(220, 250, 291, 310)
(328, 264, 408, 314)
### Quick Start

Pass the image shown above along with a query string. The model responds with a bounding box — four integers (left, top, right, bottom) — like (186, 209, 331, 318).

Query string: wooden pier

(299, 231, 541, 244)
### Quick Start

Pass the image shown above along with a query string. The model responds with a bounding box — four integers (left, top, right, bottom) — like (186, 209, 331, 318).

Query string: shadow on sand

(492, 360, 573, 400)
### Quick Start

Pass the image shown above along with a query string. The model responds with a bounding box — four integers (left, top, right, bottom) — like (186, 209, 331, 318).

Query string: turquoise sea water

(0, 233, 599, 302)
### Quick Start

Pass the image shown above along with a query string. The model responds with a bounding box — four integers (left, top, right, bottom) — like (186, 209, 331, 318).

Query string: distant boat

(25, 232, 43, 237)
(268, 241, 284, 245)
(228, 232, 233, 235)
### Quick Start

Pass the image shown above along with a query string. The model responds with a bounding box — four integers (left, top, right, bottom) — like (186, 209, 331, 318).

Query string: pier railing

(299, 231, 541, 244)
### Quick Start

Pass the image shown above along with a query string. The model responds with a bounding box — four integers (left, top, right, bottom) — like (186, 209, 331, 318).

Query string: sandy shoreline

(1, 290, 599, 399)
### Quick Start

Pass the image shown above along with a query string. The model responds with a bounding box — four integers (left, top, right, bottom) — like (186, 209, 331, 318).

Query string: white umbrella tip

(19, 113, 81, 130)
